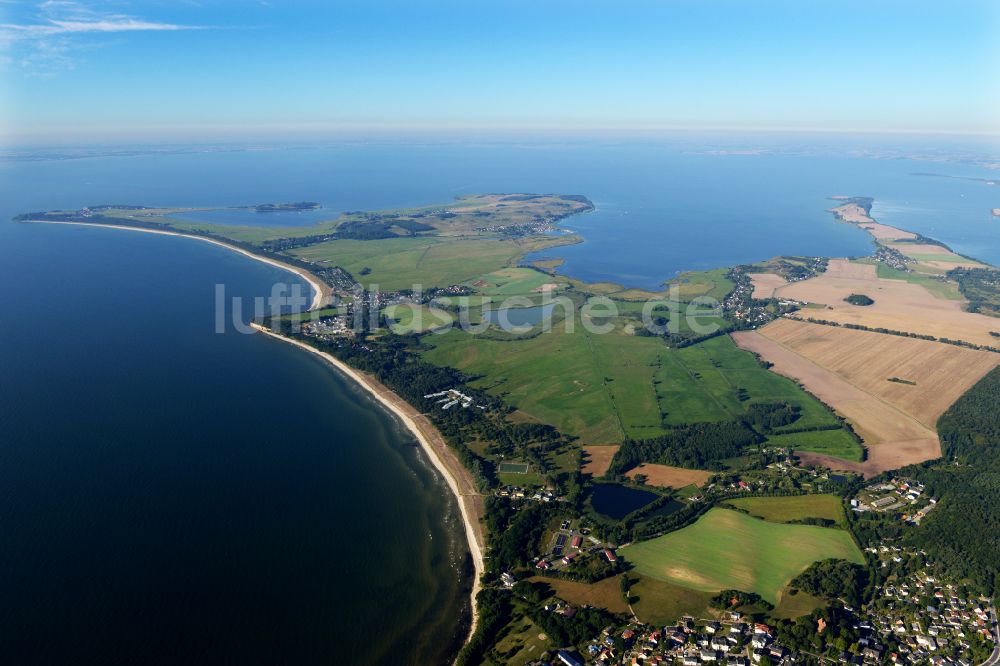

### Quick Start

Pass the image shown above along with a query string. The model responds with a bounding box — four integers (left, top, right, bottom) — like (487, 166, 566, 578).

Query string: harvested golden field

(733, 320, 1000, 475)
(582, 445, 619, 477)
(828, 202, 874, 224)
(761, 319, 1000, 426)
(625, 463, 712, 489)
(774, 259, 1000, 348)
(749, 273, 788, 299)
(858, 222, 917, 241)
(887, 242, 986, 270)
(822, 259, 878, 280)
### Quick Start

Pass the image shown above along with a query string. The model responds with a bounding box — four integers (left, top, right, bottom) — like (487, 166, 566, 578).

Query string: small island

(253, 201, 321, 212)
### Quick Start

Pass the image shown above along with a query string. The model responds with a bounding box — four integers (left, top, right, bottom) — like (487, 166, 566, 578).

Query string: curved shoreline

(23, 219, 332, 311)
(250, 323, 484, 649)
(26, 217, 483, 657)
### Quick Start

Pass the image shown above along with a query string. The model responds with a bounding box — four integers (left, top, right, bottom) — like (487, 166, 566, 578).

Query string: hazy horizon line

(3, 124, 1000, 150)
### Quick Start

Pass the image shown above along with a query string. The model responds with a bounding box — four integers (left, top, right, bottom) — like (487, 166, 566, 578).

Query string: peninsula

(17, 192, 1000, 666)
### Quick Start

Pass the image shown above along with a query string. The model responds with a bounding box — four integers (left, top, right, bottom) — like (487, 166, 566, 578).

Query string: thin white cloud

(2, 17, 198, 40)
(1, 1, 204, 75)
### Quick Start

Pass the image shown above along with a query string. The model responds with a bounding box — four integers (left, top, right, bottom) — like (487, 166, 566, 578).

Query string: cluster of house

(563, 615, 789, 666)
(302, 316, 352, 339)
(852, 479, 936, 524)
(874, 245, 913, 271)
(867, 556, 996, 666)
(534, 520, 617, 572)
(423, 388, 483, 410)
(497, 486, 560, 503)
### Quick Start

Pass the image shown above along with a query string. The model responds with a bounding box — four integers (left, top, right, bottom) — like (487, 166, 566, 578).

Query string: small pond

(591, 483, 659, 520)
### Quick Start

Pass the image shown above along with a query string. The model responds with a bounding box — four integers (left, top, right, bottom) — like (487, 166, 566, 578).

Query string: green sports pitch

(498, 461, 530, 474)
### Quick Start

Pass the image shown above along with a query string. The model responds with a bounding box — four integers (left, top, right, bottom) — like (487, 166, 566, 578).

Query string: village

(866, 549, 998, 666)
(852, 479, 938, 525)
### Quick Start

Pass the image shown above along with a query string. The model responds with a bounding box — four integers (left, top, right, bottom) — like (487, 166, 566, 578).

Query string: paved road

(980, 607, 1000, 666)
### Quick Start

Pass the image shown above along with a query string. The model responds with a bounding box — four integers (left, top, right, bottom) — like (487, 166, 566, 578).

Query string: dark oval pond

(646, 499, 684, 518)
(591, 483, 659, 520)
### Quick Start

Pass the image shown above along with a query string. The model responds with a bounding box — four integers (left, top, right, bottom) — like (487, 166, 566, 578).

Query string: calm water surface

(591, 484, 659, 519)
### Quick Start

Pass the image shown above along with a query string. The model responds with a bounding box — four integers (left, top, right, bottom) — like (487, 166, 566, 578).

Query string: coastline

(250, 323, 485, 648)
(26, 216, 484, 655)
(23, 220, 333, 311)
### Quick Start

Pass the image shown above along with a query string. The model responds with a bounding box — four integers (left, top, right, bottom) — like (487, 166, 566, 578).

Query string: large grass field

(421, 315, 665, 443)
(421, 324, 859, 447)
(290, 237, 561, 291)
(468, 267, 560, 297)
(654, 335, 849, 433)
(722, 494, 847, 526)
(622, 508, 863, 604)
(765, 430, 864, 462)
(383, 303, 455, 334)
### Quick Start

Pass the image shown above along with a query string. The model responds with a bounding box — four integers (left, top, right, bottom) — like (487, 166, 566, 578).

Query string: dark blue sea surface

(1, 135, 998, 663)
(0, 165, 472, 665)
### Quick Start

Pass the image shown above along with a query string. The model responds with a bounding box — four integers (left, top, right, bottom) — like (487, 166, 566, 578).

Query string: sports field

(722, 494, 847, 526)
(622, 508, 863, 604)
(498, 461, 530, 474)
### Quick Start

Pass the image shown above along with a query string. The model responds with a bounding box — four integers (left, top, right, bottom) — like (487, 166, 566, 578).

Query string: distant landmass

(252, 202, 321, 212)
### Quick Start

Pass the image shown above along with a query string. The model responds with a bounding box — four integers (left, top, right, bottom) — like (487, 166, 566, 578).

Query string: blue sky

(2, 0, 998, 141)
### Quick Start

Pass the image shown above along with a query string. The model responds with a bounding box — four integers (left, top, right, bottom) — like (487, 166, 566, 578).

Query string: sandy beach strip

(250, 323, 485, 643)
(24, 219, 332, 311)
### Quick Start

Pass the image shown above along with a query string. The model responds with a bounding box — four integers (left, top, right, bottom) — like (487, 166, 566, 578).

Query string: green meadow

(422, 321, 859, 448)
(765, 429, 864, 462)
(622, 508, 863, 604)
(722, 494, 847, 526)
